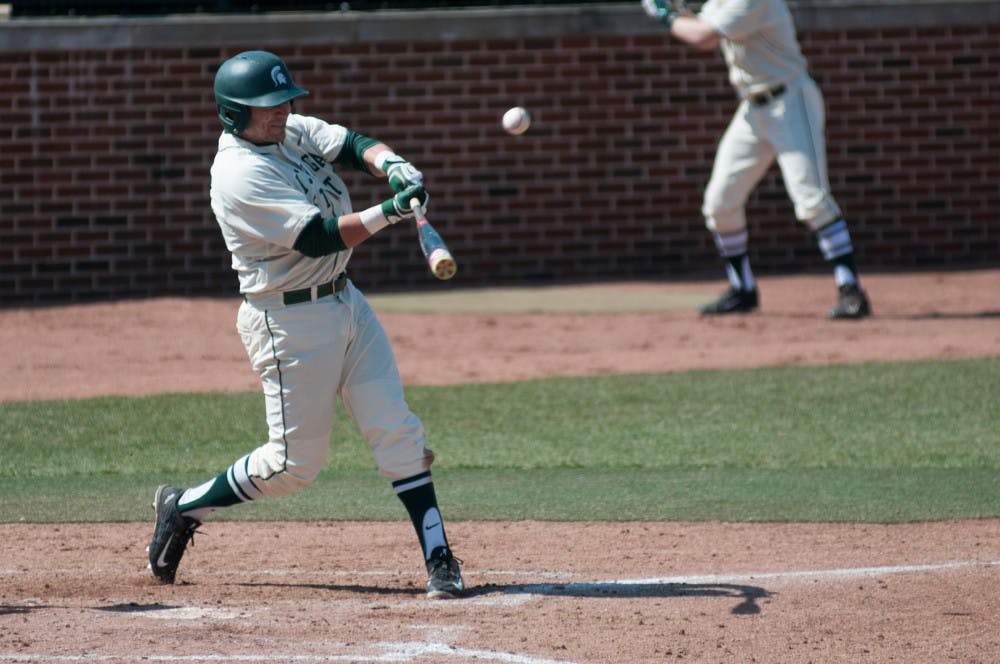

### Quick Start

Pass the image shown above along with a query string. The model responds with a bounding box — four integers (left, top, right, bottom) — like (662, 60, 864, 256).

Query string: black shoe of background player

(699, 287, 759, 315)
(828, 283, 871, 320)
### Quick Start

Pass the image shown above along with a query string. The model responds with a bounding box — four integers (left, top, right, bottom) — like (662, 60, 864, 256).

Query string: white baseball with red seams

(502, 106, 531, 135)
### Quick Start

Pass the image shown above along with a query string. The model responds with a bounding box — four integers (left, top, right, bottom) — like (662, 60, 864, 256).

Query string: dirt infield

(1, 520, 997, 663)
(5, 270, 999, 401)
(2, 270, 999, 663)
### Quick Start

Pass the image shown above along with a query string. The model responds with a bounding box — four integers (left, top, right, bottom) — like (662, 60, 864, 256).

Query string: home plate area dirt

(1, 270, 999, 663)
(0, 521, 997, 663)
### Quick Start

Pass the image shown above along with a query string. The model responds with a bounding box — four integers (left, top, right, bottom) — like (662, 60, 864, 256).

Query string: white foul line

(3, 559, 995, 584)
(610, 559, 1000, 587)
(0, 641, 574, 663)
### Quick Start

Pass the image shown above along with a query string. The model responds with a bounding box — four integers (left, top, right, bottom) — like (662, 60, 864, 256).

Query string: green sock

(724, 254, 755, 291)
(177, 472, 243, 521)
(829, 253, 859, 287)
(397, 480, 449, 560)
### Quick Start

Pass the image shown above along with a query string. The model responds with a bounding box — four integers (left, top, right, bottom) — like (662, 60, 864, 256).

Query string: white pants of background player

(702, 76, 852, 283)
(232, 280, 434, 499)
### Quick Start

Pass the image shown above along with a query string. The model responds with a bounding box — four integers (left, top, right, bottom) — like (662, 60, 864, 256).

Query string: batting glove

(641, 0, 678, 27)
(383, 156, 424, 194)
(380, 184, 429, 224)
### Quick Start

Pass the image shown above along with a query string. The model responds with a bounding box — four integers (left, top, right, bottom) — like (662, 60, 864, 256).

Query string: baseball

(502, 106, 531, 135)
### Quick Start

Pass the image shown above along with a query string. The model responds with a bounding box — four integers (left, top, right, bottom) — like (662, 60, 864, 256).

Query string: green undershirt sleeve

(334, 130, 380, 174)
(293, 214, 347, 257)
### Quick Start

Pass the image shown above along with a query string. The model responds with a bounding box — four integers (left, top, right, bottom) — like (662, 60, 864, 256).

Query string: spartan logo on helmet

(270, 65, 288, 88)
(214, 51, 309, 135)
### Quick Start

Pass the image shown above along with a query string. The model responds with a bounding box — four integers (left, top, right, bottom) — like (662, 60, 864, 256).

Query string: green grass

(366, 284, 707, 314)
(1, 358, 997, 524)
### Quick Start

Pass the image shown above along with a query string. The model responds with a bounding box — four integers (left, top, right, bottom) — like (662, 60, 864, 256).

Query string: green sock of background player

(815, 219, 861, 287)
(714, 218, 860, 292)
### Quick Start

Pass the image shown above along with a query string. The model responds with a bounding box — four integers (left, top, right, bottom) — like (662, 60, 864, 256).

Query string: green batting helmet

(214, 50, 309, 134)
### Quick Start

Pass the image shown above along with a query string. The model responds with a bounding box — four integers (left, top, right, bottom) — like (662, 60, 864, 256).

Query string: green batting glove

(383, 156, 424, 193)
(380, 184, 428, 224)
(641, 0, 678, 27)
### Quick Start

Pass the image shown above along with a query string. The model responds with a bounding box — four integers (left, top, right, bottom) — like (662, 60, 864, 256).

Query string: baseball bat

(410, 197, 457, 281)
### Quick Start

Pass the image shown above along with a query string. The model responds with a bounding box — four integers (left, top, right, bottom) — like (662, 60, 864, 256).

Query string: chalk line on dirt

(2, 559, 995, 586)
(611, 559, 1000, 586)
(1, 641, 576, 664)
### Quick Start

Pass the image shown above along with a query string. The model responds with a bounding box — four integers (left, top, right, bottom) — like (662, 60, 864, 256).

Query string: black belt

(748, 84, 786, 107)
(282, 273, 348, 305)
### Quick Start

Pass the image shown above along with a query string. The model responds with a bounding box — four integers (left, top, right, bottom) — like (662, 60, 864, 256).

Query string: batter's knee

(793, 192, 842, 231)
(245, 439, 327, 498)
(801, 209, 842, 232)
(702, 202, 746, 236)
(704, 214, 747, 237)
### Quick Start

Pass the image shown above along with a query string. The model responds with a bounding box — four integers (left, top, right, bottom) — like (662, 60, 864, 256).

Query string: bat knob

(409, 197, 424, 217)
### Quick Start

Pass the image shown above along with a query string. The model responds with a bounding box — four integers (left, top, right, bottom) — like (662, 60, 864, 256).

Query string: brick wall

(2, 4, 998, 305)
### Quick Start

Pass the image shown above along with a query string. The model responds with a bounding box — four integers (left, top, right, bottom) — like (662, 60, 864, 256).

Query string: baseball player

(147, 50, 464, 599)
(642, 0, 871, 318)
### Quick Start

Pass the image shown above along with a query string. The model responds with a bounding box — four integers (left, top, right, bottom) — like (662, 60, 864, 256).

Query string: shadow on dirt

(0, 604, 50, 615)
(98, 602, 188, 612)
(473, 581, 770, 615)
(748, 309, 1000, 321)
(236, 581, 424, 597)
(212, 580, 769, 614)
(220, 580, 770, 614)
(889, 310, 1000, 320)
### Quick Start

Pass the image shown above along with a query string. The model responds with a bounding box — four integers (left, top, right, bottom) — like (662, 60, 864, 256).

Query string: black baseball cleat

(147, 484, 200, 584)
(828, 283, 871, 320)
(699, 287, 759, 315)
(425, 546, 464, 599)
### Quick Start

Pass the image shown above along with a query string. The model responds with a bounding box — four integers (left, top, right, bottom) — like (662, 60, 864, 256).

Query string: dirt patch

(4, 270, 998, 401)
(1, 521, 997, 662)
(2, 270, 998, 663)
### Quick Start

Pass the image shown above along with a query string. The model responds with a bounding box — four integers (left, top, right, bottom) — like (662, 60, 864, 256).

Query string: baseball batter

(642, 0, 871, 318)
(147, 50, 464, 598)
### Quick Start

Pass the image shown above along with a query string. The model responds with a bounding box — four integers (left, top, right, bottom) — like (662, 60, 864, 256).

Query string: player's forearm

(364, 143, 393, 175)
(293, 214, 353, 255)
(298, 142, 428, 254)
(295, 184, 427, 256)
(335, 132, 381, 173)
(294, 210, 384, 253)
(292, 212, 378, 255)
(671, 15, 722, 51)
(338, 212, 378, 248)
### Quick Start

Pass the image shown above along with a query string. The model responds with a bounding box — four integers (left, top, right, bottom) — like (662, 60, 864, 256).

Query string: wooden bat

(410, 197, 457, 280)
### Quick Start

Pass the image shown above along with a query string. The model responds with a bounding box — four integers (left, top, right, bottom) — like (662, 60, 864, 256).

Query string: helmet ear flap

(218, 102, 251, 135)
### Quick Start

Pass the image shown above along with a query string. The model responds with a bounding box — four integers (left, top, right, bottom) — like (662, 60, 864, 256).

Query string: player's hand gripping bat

(410, 197, 457, 280)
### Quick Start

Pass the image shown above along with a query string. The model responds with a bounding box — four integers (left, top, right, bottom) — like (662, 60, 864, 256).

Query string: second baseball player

(643, 0, 871, 319)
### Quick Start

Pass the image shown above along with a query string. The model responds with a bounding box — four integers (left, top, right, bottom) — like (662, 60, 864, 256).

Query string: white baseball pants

(702, 76, 842, 235)
(233, 280, 433, 499)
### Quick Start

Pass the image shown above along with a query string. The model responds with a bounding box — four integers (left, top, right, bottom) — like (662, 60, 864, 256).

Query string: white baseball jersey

(699, 0, 808, 98)
(210, 114, 354, 295)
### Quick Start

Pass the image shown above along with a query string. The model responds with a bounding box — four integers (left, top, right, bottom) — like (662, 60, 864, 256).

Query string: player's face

(241, 102, 291, 144)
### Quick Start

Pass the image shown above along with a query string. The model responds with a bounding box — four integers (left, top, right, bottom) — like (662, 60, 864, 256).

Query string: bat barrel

(428, 250, 457, 280)
(409, 197, 457, 280)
